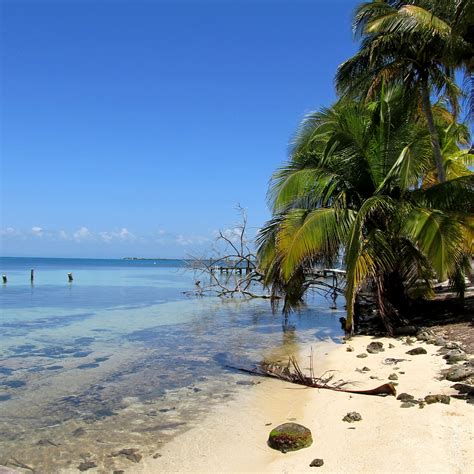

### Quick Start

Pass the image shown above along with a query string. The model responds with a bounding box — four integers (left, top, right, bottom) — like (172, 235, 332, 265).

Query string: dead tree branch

(184, 206, 275, 299)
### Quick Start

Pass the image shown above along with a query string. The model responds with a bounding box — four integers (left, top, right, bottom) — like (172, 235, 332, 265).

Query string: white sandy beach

(143, 336, 474, 474)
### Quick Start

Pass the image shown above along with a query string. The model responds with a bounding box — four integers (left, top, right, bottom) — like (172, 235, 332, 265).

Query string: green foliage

(257, 85, 473, 333)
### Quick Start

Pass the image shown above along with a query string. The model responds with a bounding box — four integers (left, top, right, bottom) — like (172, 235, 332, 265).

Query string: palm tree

(257, 87, 473, 334)
(335, 0, 473, 182)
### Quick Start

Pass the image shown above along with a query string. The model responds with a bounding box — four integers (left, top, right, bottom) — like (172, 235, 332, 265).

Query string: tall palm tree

(335, 0, 473, 182)
(257, 87, 473, 334)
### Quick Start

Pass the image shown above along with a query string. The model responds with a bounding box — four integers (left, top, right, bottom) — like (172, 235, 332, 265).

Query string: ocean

(0, 257, 344, 471)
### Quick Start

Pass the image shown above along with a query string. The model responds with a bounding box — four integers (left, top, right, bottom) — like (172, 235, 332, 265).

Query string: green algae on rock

(268, 423, 313, 453)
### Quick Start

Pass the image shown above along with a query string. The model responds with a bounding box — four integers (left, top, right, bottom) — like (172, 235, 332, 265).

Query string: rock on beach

(268, 423, 313, 453)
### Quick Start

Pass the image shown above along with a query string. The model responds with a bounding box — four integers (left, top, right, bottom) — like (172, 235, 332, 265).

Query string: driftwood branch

(228, 352, 396, 397)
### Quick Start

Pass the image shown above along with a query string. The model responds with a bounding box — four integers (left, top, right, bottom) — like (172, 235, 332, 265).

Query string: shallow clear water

(0, 257, 344, 472)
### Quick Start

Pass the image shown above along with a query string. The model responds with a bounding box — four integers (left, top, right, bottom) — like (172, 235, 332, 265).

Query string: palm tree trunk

(420, 76, 446, 182)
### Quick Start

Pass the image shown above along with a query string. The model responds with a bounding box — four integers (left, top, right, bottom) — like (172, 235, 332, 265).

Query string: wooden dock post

(2, 274, 6, 284)
(67, 272, 73, 282)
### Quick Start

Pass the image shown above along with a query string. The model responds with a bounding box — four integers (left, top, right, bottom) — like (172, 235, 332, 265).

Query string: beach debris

(383, 358, 408, 365)
(309, 458, 324, 467)
(236, 380, 257, 386)
(78, 461, 97, 471)
(356, 353, 368, 358)
(342, 412, 362, 423)
(268, 423, 313, 453)
(366, 342, 384, 354)
(7, 458, 34, 472)
(406, 347, 427, 355)
(112, 448, 142, 463)
(36, 438, 60, 448)
(228, 354, 396, 397)
(424, 394, 450, 405)
(72, 427, 86, 437)
(388, 373, 398, 381)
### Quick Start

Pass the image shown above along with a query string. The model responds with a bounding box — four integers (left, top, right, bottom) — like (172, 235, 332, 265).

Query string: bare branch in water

(184, 206, 274, 300)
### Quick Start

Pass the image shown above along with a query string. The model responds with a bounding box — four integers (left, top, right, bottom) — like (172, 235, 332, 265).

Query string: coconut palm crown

(336, 0, 474, 182)
(257, 86, 473, 334)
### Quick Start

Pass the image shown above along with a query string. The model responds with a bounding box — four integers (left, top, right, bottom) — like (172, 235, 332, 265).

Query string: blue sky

(1, 0, 360, 258)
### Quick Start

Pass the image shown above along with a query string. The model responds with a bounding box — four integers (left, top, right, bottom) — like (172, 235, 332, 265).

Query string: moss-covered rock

(268, 423, 312, 453)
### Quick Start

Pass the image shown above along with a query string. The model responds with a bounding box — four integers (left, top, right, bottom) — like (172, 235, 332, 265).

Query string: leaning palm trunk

(374, 275, 401, 336)
(420, 76, 446, 182)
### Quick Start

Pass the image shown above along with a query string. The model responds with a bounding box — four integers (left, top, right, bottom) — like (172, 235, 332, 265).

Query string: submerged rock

(113, 448, 142, 463)
(356, 353, 368, 359)
(268, 423, 313, 453)
(78, 461, 97, 471)
(309, 458, 324, 467)
(406, 347, 427, 355)
(366, 342, 384, 354)
(388, 373, 398, 381)
(342, 412, 362, 423)
(72, 427, 86, 437)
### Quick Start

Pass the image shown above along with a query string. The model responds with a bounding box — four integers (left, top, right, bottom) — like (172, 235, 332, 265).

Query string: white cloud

(0, 227, 21, 237)
(58, 230, 69, 240)
(99, 227, 136, 243)
(31, 226, 44, 237)
(73, 226, 93, 242)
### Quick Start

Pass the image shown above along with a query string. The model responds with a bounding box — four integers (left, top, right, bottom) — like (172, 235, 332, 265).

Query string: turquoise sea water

(0, 257, 344, 472)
